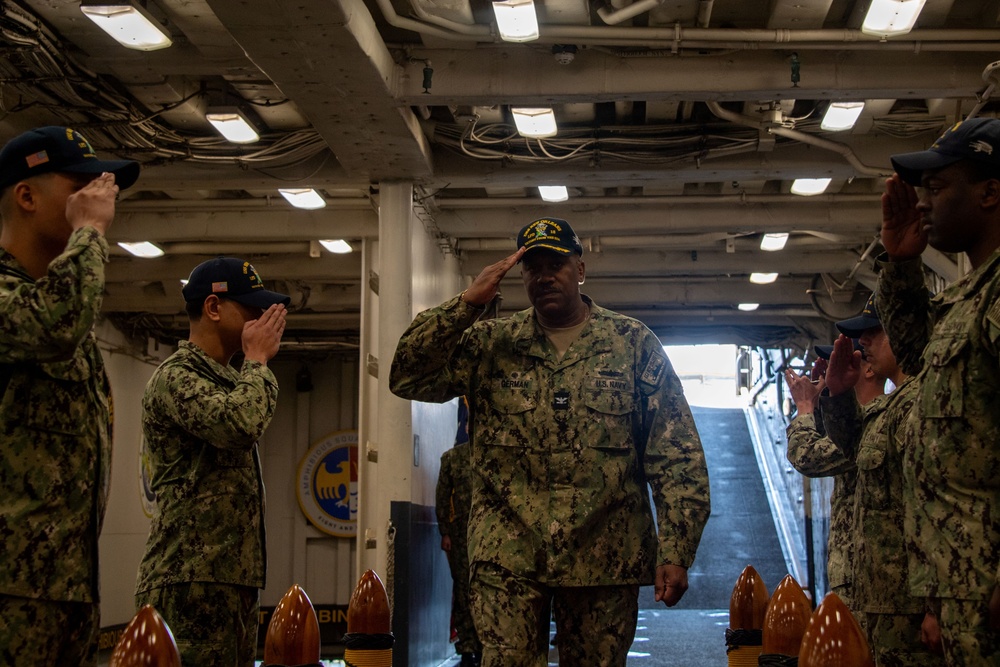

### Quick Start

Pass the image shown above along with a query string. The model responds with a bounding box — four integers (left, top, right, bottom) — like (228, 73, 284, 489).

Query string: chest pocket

(583, 384, 634, 451)
(482, 381, 538, 448)
(856, 445, 890, 510)
(23, 347, 95, 436)
(920, 334, 967, 419)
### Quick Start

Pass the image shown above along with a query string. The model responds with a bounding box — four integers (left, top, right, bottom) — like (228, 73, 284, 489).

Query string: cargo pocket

(920, 334, 967, 419)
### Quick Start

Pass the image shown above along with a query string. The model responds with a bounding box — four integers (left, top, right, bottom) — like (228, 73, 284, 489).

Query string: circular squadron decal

(296, 430, 359, 537)
(138, 434, 157, 518)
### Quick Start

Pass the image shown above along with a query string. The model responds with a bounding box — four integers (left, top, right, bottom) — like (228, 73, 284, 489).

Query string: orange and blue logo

(296, 430, 359, 537)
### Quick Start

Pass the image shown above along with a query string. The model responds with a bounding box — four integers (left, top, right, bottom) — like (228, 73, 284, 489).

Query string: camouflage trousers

(864, 611, 937, 666)
(446, 532, 482, 655)
(935, 597, 1000, 666)
(136, 582, 259, 667)
(0, 594, 98, 667)
(470, 561, 639, 667)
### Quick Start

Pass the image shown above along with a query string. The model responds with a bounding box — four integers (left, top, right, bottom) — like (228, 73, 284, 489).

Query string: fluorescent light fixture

(118, 241, 164, 258)
(790, 178, 831, 196)
(738, 303, 760, 311)
(861, 0, 926, 36)
(278, 188, 326, 210)
(80, 1, 172, 51)
(511, 108, 557, 138)
(760, 232, 789, 252)
(206, 108, 260, 144)
(319, 239, 353, 254)
(492, 0, 539, 42)
(749, 272, 778, 284)
(821, 102, 865, 131)
(538, 185, 568, 202)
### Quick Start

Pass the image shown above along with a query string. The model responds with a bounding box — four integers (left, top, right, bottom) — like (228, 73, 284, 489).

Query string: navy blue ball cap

(182, 257, 290, 310)
(835, 292, 880, 338)
(0, 126, 140, 191)
(891, 117, 1000, 186)
(517, 217, 583, 257)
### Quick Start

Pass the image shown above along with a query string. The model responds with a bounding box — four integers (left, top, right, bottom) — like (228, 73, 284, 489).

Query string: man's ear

(577, 258, 586, 285)
(981, 178, 1000, 209)
(202, 294, 223, 322)
(12, 181, 36, 213)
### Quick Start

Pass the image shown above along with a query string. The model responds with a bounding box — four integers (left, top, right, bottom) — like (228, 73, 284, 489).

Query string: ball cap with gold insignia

(0, 126, 140, 190)
(516, 217, 584, 257)
(182, 257, 291, 309)
(835, 292, 880, 338)
(891, 117, 1000, 186)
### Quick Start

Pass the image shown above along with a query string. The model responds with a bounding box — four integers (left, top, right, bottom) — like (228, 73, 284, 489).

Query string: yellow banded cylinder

(344, 648, 393, 667)
(727, 645, 762, 666)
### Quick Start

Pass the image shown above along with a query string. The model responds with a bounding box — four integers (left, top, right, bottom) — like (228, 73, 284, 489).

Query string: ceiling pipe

(458, 232, 859, 251)
(373, 0, 1000, 48)
(598, 0, 664, 26)
(704, 101, 890, 178)
(696, 0, 714, 28)
(435, 193, 881, 207)
(117, 198, 373, 212)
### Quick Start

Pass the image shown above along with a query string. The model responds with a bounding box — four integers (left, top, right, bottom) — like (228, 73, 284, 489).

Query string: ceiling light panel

(80, 1, 172, 51)
(492, 0, 539, 42)
(511, 108, 557, 138)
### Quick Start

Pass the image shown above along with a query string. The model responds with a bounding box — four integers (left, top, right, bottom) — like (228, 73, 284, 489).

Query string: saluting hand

(461, 247, 526, 307)
(825, 334, 861, 396)
(881, 174, 926, 261)
(66, 172, 119, 236)
(242, 303, 287, 364)
(784, 368, 824, 415)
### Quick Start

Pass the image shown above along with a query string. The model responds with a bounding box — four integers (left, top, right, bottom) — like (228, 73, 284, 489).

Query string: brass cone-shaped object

(729, 564, 769, 630)
(798, 592, 874, 666)
(761, 574, 812, 656)
(109, 605, 181, 667)
(347, 568, 391, 634)
(263, 583, 321, 665)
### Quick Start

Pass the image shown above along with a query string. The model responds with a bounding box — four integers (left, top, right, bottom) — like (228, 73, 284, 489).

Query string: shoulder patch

(988, 296, 1000, 331)
(640, 353, 666, 387)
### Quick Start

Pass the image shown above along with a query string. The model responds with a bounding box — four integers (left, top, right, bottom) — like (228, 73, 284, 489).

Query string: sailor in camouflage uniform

(391, 217, 711, 667)
(820, 300, 934, 666)
(784, 344, 886, 614)
(436, 397, 482, 665)
(877, 117, 1000, 665)
(134, 257, 288, 667)
(0, 127, 138, 666)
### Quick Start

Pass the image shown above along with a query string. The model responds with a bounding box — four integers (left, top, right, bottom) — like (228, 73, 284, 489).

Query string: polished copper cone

(347, 568, 391, 634)
(798, 592, 874, 666)
(109, 605, 181, 667)
(263, 583, 321, 665)
(729, 564, 769, 630)
(761, 574, 812, 656)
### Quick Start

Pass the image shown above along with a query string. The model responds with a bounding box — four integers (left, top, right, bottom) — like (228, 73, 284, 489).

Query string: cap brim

(835, 315, 880, 338)
(230, 290, 291, 309)
(63, 159, 141, 190)
(890, 150, 964, 186)
(814, 345, 834, 360)
(522, 243, 573, 255)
